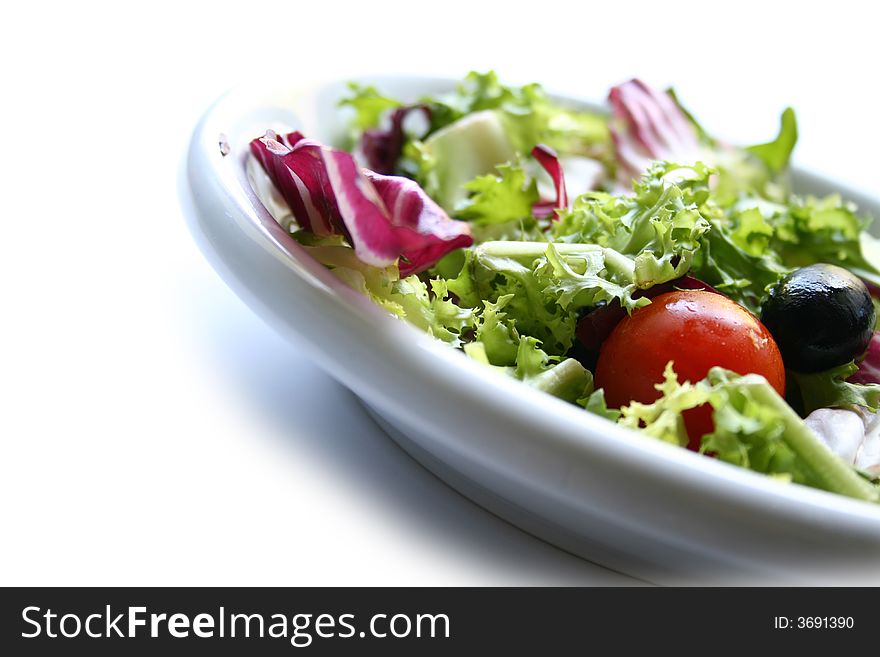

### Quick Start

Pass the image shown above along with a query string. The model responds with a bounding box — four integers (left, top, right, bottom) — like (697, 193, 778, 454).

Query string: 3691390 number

(797, 617, 853, 629)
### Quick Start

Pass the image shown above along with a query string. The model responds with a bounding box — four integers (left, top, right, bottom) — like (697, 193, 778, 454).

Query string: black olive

(760, 264, 875, 373)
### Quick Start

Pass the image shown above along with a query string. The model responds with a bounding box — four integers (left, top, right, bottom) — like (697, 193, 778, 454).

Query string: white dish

(182, 75, 880, 585)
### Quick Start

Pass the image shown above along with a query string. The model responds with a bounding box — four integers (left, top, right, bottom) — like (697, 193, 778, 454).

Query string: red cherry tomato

(594, 290, 786, 450)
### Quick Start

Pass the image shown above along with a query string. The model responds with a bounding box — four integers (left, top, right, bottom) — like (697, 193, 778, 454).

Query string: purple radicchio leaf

(364, 171, 474, 276)
(608, 79, 702, 183)
(530, 144, 568, 219)
(361, 105, 431, 174)
(249, 130, 338, 236)
(250, 131, 472, 275)
(320, 149, 404, 268)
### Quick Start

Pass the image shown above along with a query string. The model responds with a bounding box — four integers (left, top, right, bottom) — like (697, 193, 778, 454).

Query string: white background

(2, 1, 878, 585)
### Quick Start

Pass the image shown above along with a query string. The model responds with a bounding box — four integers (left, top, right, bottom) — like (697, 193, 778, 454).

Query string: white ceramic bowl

(182, 76, 880, 585)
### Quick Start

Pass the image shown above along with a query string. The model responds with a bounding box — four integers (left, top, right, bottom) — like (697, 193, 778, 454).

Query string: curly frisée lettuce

(621, 365, 879, 502)
(246, 71, 880, 504)
(551, 162, 711, 289)
(465, 335, 595, 404)
(455, 162, 539, 226)
(448, 240, 653, 356)
(297, 236, 475, 346)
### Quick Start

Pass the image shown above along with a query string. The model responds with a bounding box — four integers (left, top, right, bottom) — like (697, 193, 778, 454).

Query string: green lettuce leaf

(692, 192, 880, 311)
(618, 363, 715, 446)
(449, 240, 657, 356)
(446, 166, 731, 358)
(746, 107, 798, 175)
(540, 243, 649, 313)
(514, 336, 594, 404)
(669, 91, 798, 182)
(552, 162, 713, 288)
(771, 193, 880, 285)
(302, 242, 474, 346)
(578, 388, 622, 422)
(728, 207, 775, 256)
(619, 364, 879, 502)
(338, 82, 402, 137)
(692, 214, 790, 312)
(456, 162, 539, 225)
(439, 71, 610, 156)
(473, 293, 520, 365)
(463, 326, 593, 404)
(448, 243, 579, 355)
(789, 361, 880, 416)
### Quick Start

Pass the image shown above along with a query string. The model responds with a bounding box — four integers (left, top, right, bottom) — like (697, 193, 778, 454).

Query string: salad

(247, 72, 880, 504)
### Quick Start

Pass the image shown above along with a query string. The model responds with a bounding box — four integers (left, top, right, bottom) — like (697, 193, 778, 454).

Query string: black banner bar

(1, 587, 873, 654)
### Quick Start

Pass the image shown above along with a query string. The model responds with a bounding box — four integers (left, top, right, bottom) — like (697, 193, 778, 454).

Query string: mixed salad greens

(247, 72, 880, 504)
